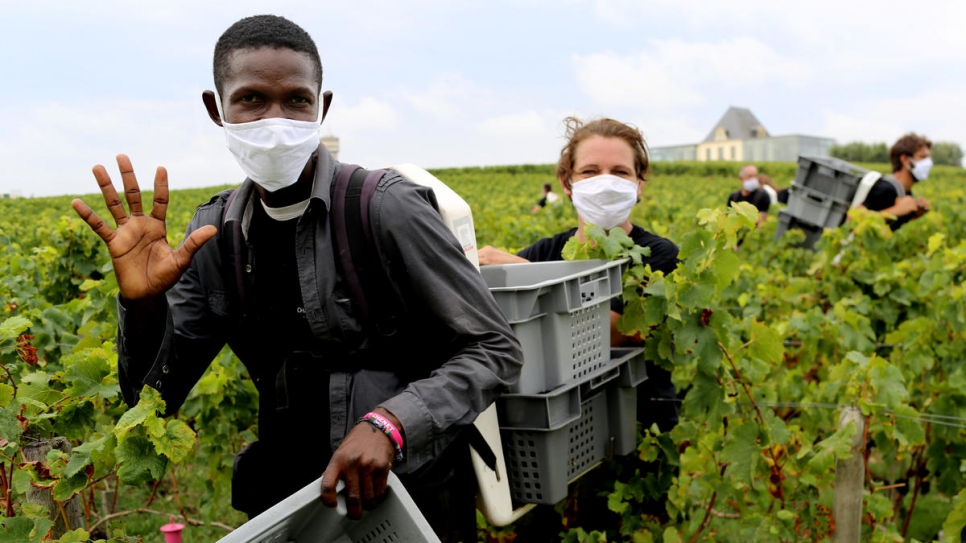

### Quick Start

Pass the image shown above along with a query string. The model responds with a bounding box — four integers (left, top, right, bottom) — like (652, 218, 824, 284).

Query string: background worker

(727, 163, 771, 226)
(531, 182, 561, 213)
(859, 132, 932, 230)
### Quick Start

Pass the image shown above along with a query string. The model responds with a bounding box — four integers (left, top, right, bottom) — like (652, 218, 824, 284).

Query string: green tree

(931, 141, 964, 167)
(829, 141, 889, 163)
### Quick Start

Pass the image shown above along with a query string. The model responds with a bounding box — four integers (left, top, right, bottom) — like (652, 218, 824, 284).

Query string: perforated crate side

(502, 388, 616, 505)
(775, 210, 824, 250)
(785, 185, 850, 228)
(215, 473, 440, 543)
(794, 156, 867, 202)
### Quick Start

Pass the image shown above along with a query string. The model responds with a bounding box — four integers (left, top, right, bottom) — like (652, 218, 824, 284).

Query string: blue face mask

(742, 178, 760, 192)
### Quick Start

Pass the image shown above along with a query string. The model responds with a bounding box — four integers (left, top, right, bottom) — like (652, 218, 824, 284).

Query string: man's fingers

(341, 470, 364, 520)
(172, 225, 217, 271)
(116, 154, 144, 217)
(360, 470, 378, 511)
(92, 164, 129, 226)
(370, 470, 388, 509)
(150, 166, 170, 222)
(71, 199, 116, 244)
(319, 466, 341, 508)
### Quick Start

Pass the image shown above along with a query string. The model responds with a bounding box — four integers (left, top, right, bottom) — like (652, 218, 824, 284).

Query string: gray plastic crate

(775, 210, 824, 250)
(784, 184, 850, 228)
(501, 380, 637, 505)
(794, 155, 868, 202)
(215, 472, 439, 543)
(480, 259, 625, 394)
(497, 347, 646, 431)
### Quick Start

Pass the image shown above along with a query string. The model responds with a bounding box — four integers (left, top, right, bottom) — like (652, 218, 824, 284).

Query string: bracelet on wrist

(358, 412, 404, 463)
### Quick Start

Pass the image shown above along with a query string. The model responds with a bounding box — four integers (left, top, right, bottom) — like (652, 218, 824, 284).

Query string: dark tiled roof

(702, 106, 766, 143)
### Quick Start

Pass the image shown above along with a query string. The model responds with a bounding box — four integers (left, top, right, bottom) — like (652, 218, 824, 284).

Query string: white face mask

(910, 157, 933, 182)
(570, 174, 639, 230)
(742, 177, 760, 192)
(214, 89, 322, 192)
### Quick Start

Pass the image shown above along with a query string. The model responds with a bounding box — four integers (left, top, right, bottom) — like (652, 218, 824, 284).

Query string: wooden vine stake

(23, 437, 85, 538)
(832, 406, 864, 543)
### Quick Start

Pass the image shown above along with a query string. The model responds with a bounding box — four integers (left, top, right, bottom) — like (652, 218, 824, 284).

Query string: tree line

(829, 140, 964, 167)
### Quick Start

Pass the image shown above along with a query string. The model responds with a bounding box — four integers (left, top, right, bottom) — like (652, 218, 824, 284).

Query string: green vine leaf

(0, 316, 31, 342)
(63, 347, 120, 400)
(114, 386, 166, 442)
(152, 419, 197, 464)
(114, 432, 167, 485)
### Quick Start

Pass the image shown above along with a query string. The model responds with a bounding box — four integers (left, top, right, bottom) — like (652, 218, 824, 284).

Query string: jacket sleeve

(369, 175, 524, 469)
(116, 200, 230, 416)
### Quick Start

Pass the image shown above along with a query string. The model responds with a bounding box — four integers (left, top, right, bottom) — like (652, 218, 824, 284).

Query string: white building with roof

(650, 107, 835, 162)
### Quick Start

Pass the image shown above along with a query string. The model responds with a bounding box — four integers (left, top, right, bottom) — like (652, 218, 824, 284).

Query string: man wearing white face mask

(858, 132, 932, 231)
(70, 15, 523, 543)
(726, 164, 770, 227)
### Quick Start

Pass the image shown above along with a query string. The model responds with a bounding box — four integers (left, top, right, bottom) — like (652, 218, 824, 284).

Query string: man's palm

(72, 154, 216, 301)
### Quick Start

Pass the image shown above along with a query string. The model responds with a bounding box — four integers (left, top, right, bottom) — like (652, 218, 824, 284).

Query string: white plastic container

(391, 164, 533, 526)
(393, 163, 480, 268)
(215, 473, 439, 543)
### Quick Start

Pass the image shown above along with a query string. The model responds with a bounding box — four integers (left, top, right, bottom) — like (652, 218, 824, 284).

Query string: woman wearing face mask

(479, 116, 680, 427)
(479, 116, 679, 538)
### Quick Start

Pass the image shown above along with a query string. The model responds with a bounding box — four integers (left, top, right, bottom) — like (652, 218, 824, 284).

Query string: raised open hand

(71, 154, 217, 301)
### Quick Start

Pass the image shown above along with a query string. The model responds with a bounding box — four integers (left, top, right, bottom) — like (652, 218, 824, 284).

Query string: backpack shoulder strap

(851, 171, 883, 208)
(883, 175, 906, 198)
(332, 164, 390, 324)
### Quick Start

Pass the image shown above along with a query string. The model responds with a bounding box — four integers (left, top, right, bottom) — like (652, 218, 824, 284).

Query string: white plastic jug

(391, 163, 534, 526)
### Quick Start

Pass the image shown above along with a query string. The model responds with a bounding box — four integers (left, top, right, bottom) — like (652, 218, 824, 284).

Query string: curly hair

(213, 15, 323, 96)
(556, 117, 650, 191)
(890, 132, 932, 173)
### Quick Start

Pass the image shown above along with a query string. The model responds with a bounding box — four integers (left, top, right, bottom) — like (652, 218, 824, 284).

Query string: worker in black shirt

(478, 116, 680, 433)
(859, 132, 932, 231)
(479, 116, 680, 541)
(727, 163, 770, 226)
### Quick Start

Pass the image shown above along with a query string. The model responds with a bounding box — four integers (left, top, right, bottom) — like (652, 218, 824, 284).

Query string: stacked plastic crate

(777, 156, 870, 249)
(479, 259, 648, 506)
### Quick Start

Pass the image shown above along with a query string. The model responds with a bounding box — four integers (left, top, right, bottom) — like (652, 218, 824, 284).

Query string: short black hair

(213, 15, 323, 96)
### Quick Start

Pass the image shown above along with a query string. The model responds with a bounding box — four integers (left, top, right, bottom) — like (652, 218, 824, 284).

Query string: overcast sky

(2, 0, 964, 197)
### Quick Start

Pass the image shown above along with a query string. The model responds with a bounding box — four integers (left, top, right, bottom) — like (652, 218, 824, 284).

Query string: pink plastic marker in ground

(160, 516, 185, 543)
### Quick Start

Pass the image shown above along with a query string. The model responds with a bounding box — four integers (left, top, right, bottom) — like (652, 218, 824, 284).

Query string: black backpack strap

(332, 165, 392, 325)
(344, 168, 389, 322)
(332, 164, 367, 318)
(466, 425, 498, 473)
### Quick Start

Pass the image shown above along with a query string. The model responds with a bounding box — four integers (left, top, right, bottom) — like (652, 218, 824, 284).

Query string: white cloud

(476, 111, 551, 139)
(326, 98, 400, 134)
(573, 37, 809, 110)
(573, 52, 704, 110)
(401, 73, 496, 121)
(821, 89, 966, 154)
(635, 115, 707, 148)
(0, 99, 235, 197)
(820, 111, 906, 146)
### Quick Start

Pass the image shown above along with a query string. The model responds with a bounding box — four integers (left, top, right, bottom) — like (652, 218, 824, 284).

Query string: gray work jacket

(116, 145, 523, 473)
